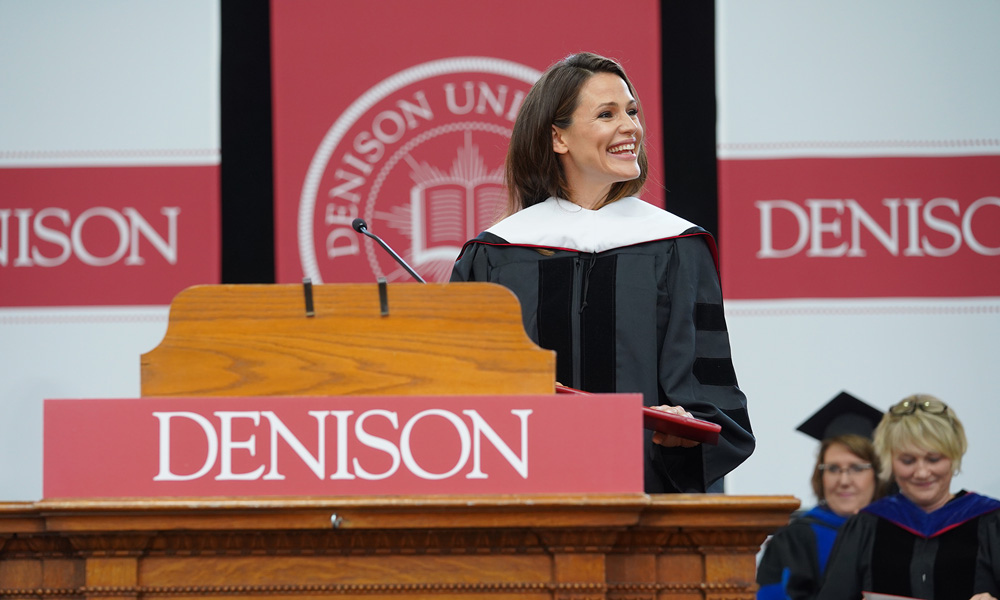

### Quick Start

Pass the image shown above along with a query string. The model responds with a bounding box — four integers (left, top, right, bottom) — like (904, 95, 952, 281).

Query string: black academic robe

(449, 197, 754, 493)
(817, 491, 1000, 600)
(756, 506, 847, 600)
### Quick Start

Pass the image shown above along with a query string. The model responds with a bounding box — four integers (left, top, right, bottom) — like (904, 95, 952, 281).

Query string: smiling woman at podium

(450, 52, 754, 493)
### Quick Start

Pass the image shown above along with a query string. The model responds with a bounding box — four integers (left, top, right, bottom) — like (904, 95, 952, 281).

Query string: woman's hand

(969, 594, 997, 600)
(649, 405, 701, 448)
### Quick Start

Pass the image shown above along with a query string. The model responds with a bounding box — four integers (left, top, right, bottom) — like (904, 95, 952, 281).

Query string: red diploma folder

(555, 385, 721, 445)
(642, 407, 721, 445)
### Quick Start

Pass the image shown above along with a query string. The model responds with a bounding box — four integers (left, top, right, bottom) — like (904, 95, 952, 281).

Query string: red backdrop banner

(0, 165, 220, 307)
(719, 155, 1000, 299)
(271, 0, 662, 284)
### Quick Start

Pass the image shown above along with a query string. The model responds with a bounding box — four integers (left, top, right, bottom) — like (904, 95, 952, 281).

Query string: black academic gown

(449, 197, 754, 493)
(756, 506, 847, 600)
(817, 491, 1000, 600)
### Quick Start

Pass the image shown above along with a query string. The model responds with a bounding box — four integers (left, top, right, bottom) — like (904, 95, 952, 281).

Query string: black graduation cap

(795, 391, 884, 441)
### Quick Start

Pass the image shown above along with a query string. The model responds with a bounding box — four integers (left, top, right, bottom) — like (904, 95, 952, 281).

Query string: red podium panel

(43, 393, 643, 498)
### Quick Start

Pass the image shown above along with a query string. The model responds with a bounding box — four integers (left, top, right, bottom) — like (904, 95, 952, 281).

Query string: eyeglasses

(889, 398, 948, 416)
(818, 463, 873, 477)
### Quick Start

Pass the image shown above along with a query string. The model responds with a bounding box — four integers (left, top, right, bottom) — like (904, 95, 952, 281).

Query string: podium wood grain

(141, 282, 555, 397)
(0, 494, 800, 599)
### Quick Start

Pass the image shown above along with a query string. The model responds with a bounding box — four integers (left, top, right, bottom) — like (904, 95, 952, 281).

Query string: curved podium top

(141, 282, 555, 397)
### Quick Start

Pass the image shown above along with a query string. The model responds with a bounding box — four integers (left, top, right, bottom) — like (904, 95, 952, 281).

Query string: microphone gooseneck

(351, 218, 426, 283)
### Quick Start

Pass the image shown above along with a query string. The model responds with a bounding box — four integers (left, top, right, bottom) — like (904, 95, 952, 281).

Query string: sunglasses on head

(889, 398, 948, 416)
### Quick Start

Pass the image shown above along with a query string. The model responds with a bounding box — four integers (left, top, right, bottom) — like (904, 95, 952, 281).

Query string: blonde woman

(818, 395, 1000, 600)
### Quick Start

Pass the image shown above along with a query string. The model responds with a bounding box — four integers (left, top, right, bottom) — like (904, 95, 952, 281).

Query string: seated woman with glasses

(757, 392, 888, 600)
(818, 394, 1000, 600)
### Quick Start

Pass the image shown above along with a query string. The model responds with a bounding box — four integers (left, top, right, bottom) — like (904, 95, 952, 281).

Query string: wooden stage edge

(0, 493, 799, 600)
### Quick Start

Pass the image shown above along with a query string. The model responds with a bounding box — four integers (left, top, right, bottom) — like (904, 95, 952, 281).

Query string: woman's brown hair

(502, 52, 648, 217)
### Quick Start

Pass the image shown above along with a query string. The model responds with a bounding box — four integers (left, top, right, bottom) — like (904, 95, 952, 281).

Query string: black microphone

(351, 218, 426, 283)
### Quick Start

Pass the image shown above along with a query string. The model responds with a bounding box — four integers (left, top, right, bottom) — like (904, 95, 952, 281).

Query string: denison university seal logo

(299, 57, 541, 283)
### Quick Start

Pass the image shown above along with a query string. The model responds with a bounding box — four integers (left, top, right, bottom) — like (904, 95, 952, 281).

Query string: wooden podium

(139, 282, 557, 398)
(0, 283, 798, 599)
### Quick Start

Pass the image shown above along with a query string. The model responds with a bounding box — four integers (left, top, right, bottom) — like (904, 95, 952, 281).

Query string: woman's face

(892, 445, 954, 513)
(821, 442, 877, 517)
(551, 72, 643, 208)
